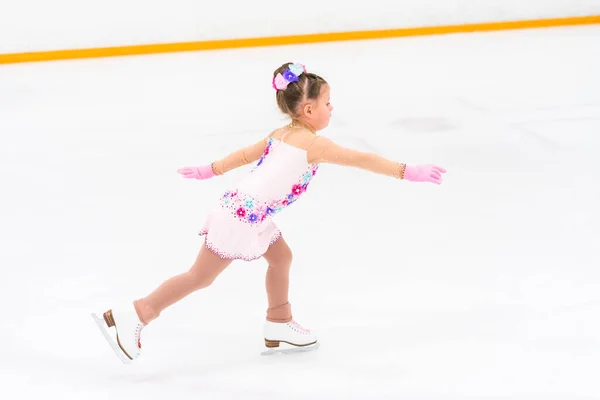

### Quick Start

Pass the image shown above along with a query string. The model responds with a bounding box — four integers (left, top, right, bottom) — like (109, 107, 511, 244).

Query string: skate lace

(135, 323, 145, 348)
(289, 320, 310, 334)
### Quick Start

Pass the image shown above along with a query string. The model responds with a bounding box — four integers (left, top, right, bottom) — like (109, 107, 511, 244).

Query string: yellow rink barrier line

(1, 15, 599, 65)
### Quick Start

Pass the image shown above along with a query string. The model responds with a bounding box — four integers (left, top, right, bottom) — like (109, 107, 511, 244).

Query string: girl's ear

(303, 103, 312, 116)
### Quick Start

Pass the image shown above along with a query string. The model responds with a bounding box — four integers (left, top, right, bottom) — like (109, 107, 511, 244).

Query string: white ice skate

(261, 319, 319, 355)
(91, 303, 146, 364)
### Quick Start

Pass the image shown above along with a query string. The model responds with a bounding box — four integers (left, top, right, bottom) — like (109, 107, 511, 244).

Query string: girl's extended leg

(134, 242, 233, 324)
(263, 236, 293, 323)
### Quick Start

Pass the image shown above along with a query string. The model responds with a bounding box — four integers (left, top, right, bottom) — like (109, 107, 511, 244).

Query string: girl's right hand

(404, 164, 446, 185)
(177, 165, 216, 180)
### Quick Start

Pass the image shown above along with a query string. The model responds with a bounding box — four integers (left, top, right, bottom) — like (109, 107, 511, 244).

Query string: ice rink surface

(1, 25, 599, 399)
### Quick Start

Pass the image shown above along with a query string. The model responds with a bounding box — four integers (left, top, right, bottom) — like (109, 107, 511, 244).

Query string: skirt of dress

(199, 205, 281, 261)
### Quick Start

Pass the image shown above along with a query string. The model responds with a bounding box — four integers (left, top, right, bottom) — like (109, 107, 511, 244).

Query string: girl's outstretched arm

(307, 136, 406, 178)
(177, 135, 270, 180)
(211, 136, 269, 175)
(307, 136, 446, 184)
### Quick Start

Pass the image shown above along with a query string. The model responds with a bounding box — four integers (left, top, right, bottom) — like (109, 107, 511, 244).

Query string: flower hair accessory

(272, 63, 307, 91)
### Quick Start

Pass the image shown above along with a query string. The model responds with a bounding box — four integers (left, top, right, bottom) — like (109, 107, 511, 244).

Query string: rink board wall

(0, 0, 599, 62)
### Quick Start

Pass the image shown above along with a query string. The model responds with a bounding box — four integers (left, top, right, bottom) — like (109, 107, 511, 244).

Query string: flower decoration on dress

(220, 163, 319, 225)
(272, 63, 307, 91)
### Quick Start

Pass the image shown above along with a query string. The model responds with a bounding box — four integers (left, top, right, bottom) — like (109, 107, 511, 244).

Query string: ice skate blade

(261, 342, 320, 356)
(91, 313, 131, 364)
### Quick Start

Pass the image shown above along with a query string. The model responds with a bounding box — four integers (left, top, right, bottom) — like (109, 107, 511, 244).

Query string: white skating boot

(92, 303, 146, 364)
(262, 319, 319, 355)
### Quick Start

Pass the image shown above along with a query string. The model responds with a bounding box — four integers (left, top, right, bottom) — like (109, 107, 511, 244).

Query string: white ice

(1, 25, 599, 399)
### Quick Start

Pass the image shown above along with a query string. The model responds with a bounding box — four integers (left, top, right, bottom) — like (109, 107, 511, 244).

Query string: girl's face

(300, 84, 333, 131)
(312, 84, 333, 130)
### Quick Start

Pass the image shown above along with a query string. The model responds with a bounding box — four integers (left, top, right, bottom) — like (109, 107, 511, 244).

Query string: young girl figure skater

(93, 62, 446, 363)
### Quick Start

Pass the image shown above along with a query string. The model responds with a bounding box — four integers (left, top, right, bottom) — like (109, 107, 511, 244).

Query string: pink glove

(177, 164, 216, 180)
(404, 164, 446, 185)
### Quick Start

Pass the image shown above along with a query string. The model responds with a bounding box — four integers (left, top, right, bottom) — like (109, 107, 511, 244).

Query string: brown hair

(274, 62, 327, 118)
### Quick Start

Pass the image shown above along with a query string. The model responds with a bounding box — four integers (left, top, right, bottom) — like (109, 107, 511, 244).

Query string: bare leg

(263, 236, 293, 323)
(134, 242, 233, 324)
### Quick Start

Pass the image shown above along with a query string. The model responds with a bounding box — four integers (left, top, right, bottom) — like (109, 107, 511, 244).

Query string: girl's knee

(284, 247, 293, 267)
(272, 247, 293, 269)
(187, 269, 217, 289)
(187, 260, 224, 289)
(187, 246, 231, 289)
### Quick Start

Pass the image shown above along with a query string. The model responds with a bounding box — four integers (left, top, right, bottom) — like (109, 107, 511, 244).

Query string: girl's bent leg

(263, 236, 293, 323)
(134, 241, 233, 324)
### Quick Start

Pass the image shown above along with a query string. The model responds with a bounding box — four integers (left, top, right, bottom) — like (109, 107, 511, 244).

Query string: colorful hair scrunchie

(272, 63, 307, 91)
